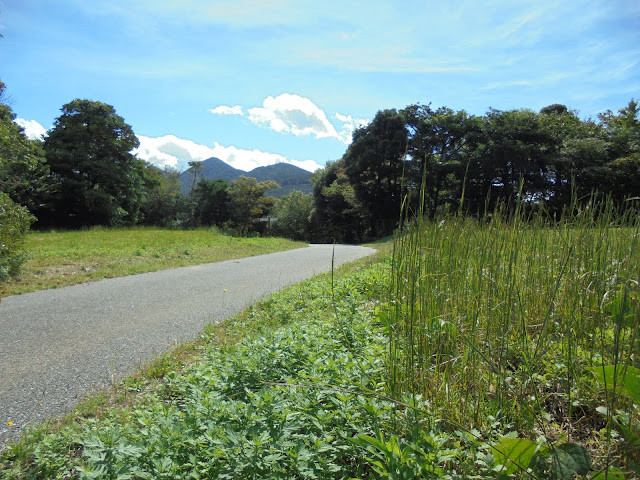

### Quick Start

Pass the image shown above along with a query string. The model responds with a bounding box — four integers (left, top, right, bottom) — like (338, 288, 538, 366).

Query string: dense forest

(312, 101, 640, 242)
(1, 74, 639, 278)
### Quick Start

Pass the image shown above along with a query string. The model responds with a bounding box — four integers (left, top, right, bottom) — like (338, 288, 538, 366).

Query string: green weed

(386, 196, 640, 477)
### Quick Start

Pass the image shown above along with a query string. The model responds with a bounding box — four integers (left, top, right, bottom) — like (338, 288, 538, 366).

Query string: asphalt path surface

(0, 244, 376, 447)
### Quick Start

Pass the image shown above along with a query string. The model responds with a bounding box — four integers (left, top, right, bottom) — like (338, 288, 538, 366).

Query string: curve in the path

(0, 244, 376, 446)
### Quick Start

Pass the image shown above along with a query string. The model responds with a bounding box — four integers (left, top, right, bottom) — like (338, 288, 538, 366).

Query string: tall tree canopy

(191, 178, 231, 227)
(597, 99, 640, 202)
(0, 80, 49, 213)
(465, 108, 557, 213)
(271, 190, 314, 241)
(404, 104, 480, 216)
(187, 160, 204, 194)
(138, 165, 192, 228)
(342, 109, 408, 237)
(41, 99, 144, 227)
(311, 159, 367, 243)
(312, 99, 639, 241)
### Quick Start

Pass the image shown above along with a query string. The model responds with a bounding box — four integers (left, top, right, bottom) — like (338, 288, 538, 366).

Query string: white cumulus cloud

(134, 134, 323, 173)
(335, 112, 369, 143)
(14, 118, 47, 140)
(209, 105, 244, 115)
(210, 94, 369, 145)
(133, 135, 218, 172)
(247, 93, 341, 142)
(247, 93, 368, 145)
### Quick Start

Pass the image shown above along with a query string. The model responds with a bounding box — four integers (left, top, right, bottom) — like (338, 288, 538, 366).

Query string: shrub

(0, 192, 34, 281)
(270, 190, 313, 241)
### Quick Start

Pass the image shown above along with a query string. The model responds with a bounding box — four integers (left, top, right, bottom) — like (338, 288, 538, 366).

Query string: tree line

(1, 73, 639, 278)
(310, 100, 640, 242)
(0, 90, 284, 227)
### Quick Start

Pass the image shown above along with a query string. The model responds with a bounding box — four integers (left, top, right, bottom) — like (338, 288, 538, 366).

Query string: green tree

(0, 79, 39, 283)
(42, 99, 144, 227)
(227, 176, 279, 236)
(191, 178, 231, 227)
(139, 165, 191, 227)
(404, 104, 480, 216)
(342, 109, 408, 237)
(537, 100, 639, 210)
(597, 99, 640, 203)
(271, 190, 313, 241)
(537, 110, 605, 210)
(0, 192, 34, 282)
(468, 108, 556, 213)
(311, 159, 367, 243)
(0, 80, 49, 214)
(540, 103, 569, 116)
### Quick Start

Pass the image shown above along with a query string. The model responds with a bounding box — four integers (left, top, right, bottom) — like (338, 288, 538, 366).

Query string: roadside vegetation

(0, 227, 303, 297)
(385, 197, 640, 478)
(2, 197, 639, 478)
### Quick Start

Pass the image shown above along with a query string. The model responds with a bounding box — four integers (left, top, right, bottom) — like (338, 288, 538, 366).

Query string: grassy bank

(1, 227, 304, 296)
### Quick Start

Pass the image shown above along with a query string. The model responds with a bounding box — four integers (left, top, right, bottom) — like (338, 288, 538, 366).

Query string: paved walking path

(0, 244, 376, 446)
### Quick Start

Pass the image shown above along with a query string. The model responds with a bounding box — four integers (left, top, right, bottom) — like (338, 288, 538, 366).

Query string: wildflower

(7, 421, 13, 426)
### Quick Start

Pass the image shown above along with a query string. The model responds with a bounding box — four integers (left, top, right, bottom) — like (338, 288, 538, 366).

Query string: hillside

(179, 157, 313, 197)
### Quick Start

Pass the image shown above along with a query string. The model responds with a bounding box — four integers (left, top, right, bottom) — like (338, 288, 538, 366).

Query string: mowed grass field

(0, 227, 304, 297)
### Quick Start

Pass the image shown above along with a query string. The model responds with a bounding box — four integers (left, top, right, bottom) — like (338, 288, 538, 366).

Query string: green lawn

(1, 227, 304, 296)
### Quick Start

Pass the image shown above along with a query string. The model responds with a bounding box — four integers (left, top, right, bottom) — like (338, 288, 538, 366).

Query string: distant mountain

(180, 157, 243, 193)
(179, 157, 313, 197)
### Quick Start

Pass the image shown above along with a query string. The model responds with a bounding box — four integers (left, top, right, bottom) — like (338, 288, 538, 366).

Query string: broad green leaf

(532, 443, 591, 480)
(491, 437, 539, 474)
(589, 365, 640, 405)
(554, 443, 591, 477)
(605, 288, 638, 328)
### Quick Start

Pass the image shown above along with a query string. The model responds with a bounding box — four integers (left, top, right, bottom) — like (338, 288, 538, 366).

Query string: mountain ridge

(179, 157, 313, 197)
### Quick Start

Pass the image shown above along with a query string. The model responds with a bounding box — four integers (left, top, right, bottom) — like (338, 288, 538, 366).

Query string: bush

(0, 192, 34, 281)
(270, 190, 313, 241)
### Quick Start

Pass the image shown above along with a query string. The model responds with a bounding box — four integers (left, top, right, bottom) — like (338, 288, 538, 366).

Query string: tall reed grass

(386, 195, 640, 475)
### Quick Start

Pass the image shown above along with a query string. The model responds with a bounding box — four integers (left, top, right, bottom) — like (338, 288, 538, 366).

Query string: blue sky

(1, 0, 638, 172)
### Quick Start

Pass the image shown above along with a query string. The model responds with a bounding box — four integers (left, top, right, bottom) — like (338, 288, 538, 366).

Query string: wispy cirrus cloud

(500, 11, 540, 39)
(73, 0, 336, 29)
(291, 45, 479, 74)
(480, 79, 533, 91)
